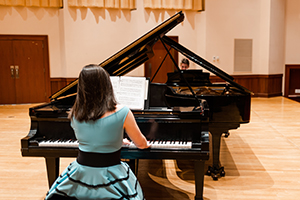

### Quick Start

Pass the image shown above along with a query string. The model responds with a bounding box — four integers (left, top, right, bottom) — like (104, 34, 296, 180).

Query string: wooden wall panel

(210, 74, 283, 97)
(50, 78, 77, 95)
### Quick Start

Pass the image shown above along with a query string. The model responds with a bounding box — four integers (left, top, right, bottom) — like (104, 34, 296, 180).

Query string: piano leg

(194, 160, 205, 200)
(45, 157, 59, 188)
(207, 131, 224, 180)
(207, 124, 239, 180)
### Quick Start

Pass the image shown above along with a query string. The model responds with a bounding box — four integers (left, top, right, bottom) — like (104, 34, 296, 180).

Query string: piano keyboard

(38, 140, 192, 149)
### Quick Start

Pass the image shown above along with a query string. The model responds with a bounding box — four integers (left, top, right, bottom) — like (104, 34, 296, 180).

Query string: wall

(269, 0, 286, 74)
(57, 0, 206, 77)
(204, 0, 286, 75)
(205, 0, 261, 74)
(285, 0, 300, 64)
(0, 0, 299, 80)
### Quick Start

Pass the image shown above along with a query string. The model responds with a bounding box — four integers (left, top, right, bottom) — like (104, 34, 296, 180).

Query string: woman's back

(45, 65, 146, 200)
(71, 106, 129, 153)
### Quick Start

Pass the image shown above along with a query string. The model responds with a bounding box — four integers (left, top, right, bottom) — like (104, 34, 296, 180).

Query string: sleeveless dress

(45, 106, 144, 200)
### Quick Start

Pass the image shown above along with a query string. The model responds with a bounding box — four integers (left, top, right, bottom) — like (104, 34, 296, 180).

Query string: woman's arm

(124, 110, 150, 149)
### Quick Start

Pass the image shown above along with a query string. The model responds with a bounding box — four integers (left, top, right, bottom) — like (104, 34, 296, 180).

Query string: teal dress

(45, 106, 144, 200)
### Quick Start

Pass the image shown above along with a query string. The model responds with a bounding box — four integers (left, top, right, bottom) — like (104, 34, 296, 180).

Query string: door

(0, 40, 15, 103)
(144, 36, 178, 83)
(0, 36, 50, 104)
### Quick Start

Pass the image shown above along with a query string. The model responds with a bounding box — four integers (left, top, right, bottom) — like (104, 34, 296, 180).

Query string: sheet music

(110, 76, 147, 110)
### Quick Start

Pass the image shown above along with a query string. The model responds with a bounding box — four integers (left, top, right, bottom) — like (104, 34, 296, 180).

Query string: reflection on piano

(21, 12, 212, 200)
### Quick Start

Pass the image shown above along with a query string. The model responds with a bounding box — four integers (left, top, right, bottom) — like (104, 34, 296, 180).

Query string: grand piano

(21, 12, 213, 200)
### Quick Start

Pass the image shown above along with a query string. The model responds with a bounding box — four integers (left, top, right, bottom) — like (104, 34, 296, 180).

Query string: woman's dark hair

(68, 64, 117, 122)
(181, 58, 189, 66)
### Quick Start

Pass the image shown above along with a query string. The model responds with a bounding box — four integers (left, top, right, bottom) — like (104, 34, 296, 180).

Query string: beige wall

(285, 0, 300, 64)
(269, 0, 286, 74)
(0, 0, 298, 78)
(205, 0, 286, 75)
(205, 0, 263, 74)
(59, 0, 206, 77)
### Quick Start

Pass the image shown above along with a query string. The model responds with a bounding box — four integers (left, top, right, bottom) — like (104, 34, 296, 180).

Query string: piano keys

(32, 131, 209, 150)
(38, 140, 194, 149)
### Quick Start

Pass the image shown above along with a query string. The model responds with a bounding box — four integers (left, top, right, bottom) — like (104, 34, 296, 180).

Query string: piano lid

(50, 11, 184, 100)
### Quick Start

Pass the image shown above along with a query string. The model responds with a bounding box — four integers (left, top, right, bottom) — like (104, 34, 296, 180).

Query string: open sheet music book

(110, 76, 149, 110)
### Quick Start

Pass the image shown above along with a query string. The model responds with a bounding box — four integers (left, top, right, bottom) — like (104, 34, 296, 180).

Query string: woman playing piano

(45, 64, 150, 200)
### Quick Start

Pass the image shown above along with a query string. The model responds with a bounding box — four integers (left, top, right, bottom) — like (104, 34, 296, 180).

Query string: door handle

(15, 65, 19, 79)
(10, 65, 14, 78)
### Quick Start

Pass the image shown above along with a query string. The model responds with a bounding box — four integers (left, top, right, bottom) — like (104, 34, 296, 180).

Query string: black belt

(77, 149, 121, 167)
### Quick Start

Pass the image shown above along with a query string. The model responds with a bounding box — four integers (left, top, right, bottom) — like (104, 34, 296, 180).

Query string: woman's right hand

(124, 110, 150, 149)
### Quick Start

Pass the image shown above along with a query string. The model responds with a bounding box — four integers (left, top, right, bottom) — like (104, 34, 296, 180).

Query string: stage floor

(1, 96, 300, 200)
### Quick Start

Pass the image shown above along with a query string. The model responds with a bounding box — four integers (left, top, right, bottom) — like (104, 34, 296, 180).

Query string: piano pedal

(223, 131, 230, 138)
(206, 166, 211, 176)
(220, 167, 225, 177)
(212, 174, 218, 181)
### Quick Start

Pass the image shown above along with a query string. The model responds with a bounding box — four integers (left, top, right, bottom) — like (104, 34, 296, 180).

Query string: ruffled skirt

(45, 161, 144, 200)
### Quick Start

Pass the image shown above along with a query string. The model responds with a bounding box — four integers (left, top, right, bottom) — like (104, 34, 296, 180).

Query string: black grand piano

(21, 12, 212, 200)
(21, 11, 252, 199)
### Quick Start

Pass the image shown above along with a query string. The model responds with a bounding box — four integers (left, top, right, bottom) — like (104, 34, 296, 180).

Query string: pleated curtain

(144, 0, 203, 11)
(0, 0, 62, 7)
(68, 0, 136, 9)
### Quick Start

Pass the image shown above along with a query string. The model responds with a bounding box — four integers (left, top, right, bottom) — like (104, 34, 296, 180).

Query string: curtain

(0, 0, 62, 7)
(68, 0, 136, 9)
(144, 0, 204, 11)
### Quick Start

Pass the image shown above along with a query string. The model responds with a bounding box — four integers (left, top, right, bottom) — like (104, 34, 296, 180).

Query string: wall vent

(234, 39, 252, 72)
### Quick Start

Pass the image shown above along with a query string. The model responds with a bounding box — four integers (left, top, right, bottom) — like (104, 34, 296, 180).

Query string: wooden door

(13, 40, 47, 103)
(0, 40, 16, 104)
(0, 36, 50, 104)
(145, 37, 178, 83)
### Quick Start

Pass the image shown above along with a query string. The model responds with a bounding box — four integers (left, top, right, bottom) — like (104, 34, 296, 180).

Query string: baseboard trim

(210, 74, 283, 97)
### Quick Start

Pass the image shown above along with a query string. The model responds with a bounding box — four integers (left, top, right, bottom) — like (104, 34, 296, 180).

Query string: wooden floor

(1, 97, 300, 200)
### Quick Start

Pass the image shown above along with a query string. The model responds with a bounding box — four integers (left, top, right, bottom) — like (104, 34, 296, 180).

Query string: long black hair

(69, 64, 117, 122)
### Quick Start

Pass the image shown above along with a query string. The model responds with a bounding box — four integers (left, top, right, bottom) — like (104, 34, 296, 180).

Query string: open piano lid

(50, 11, 184, 100)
